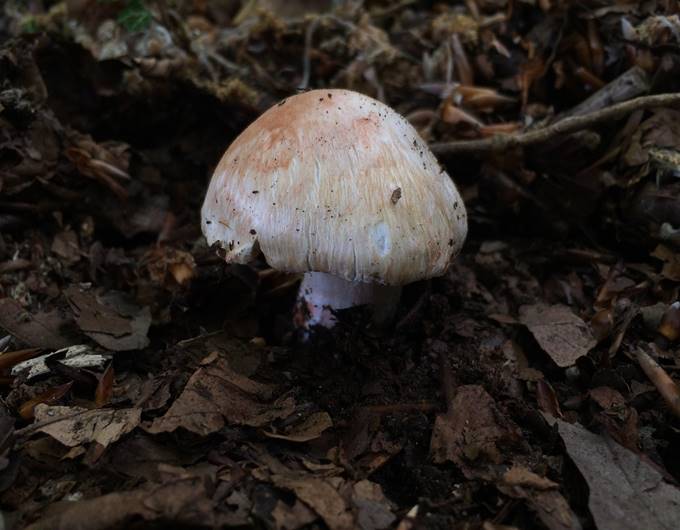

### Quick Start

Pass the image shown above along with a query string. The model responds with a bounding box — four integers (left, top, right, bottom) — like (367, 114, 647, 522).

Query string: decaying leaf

(652, 245, 680, 282)
(141, 246, 197, 289)
(502, 466, 558, 490)
(50, 229, 81, 265)
(33, 405, 141, 448)
(64, 132, 131, 200)
(271, 498, 317, 530)
(267, 474, 354, 530)
(553, 417, 680, 530)
(95, 364, 115, 408)
(11, 345, 110, 380)
(520, 304, 596, 367)
(0, 299, 73, 350)
(536, 380, 563, 418)
(24, 477, 247, 530)
(264, 411, 333, 442)
(0, 348, 42, 374)
(430, 385, 523, 474)
(18, 382, 73, 420)
(257, 465, 395, 530)
(498, 466, 581, 530)
(65, 286, 151, 351)
(148, 355, 295, 435)
(351, 479, 396, 530)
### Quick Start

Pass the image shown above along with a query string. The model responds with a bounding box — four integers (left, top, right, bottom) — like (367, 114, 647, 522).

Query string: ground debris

(11, 345, 109, 380)
(24, 476, 247, 530)
(498, 466, 582, 530)
(32, 404, 141, 448)
(263, 411, 333, 442)
(520, 304, 596, 367)
(148, 354, 294, 435)
(0, 299, 74, 350)
(430, 385, 523, 474)
(256, 467, 395, 530)
(553, 417, 680, 530)
(65, 286, 151, 351)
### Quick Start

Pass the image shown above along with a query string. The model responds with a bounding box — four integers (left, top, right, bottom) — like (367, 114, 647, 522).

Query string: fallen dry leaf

(536, 380, 563, 418)
(148, 355, 295, 436)
(553, 417, 680, 530)
(95, 364, 114, 408)
(103, 434, 183, 483)
(502, 466, 558, 490)
(51, 229, 81, 265)
(498, 466, 581, 530)
(0, 348, 42, 373)
(33, 405, 141, 448)
(18, 382, 73, 421)
(65, 287, 151, 351)
(141, 246, 197, 289)
(430, 385, 523, 474)
(520, 304, 596, 367)
(11, 345, 110, 380)
(24, 476, 247, 530)
(351, 479, 396, 530)
(658, 302, 680, 341)
(589, 386, 626, 410)
(268, 474, 354, 530)
(0, 299, 73, 349)
(651, 245, 680, 282)
(264, 411, 333, 442)
(271, 498, 317, 530)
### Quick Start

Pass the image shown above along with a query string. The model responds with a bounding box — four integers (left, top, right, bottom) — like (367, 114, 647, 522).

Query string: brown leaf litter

(0, 299, 74, 350)
(552, 416, 680, 530)
(148, 353, 295, 435)
(430, 385, 523, 473)
(32, 404, 141, 448)
(520, 304, 597, 367)
(65, 286, 151, 351)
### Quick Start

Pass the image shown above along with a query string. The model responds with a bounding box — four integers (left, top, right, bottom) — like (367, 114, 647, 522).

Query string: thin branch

(635, 347, 680, 419)
(430, 93, 680, 156)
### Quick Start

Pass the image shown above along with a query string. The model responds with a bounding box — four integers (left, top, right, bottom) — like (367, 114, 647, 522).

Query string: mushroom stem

(294, 271, 402, 330)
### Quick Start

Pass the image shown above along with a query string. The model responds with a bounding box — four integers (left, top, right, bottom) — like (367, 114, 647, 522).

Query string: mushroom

(201, 89, 467, 331)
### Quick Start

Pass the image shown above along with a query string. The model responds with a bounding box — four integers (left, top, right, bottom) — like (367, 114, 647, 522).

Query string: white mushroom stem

(294, 272, 402, 330)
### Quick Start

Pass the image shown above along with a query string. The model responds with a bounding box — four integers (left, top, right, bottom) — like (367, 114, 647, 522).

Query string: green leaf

(117, 0, 152, 32)
(20, 16, 39, 34)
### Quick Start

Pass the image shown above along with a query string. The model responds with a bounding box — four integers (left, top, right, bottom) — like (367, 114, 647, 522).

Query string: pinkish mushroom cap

(201, 89, 467, 291)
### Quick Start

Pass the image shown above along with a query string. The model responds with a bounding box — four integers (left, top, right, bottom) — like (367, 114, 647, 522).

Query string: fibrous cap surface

(201, 89, 467, 285)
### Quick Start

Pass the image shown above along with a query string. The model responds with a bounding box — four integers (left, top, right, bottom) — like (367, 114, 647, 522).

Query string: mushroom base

(294, 272, 402, 330)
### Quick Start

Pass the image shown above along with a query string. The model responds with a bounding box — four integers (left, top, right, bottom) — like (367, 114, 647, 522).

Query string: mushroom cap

(201, 89, 467, 285)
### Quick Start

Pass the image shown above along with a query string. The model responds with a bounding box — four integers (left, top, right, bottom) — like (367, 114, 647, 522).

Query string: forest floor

(2, 1, 680, 529)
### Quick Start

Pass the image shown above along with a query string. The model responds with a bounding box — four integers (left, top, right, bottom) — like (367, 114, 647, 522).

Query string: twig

(635, 347, 680, 419)
(431, 93, 680, 156)
(559, 66, 649, 119)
